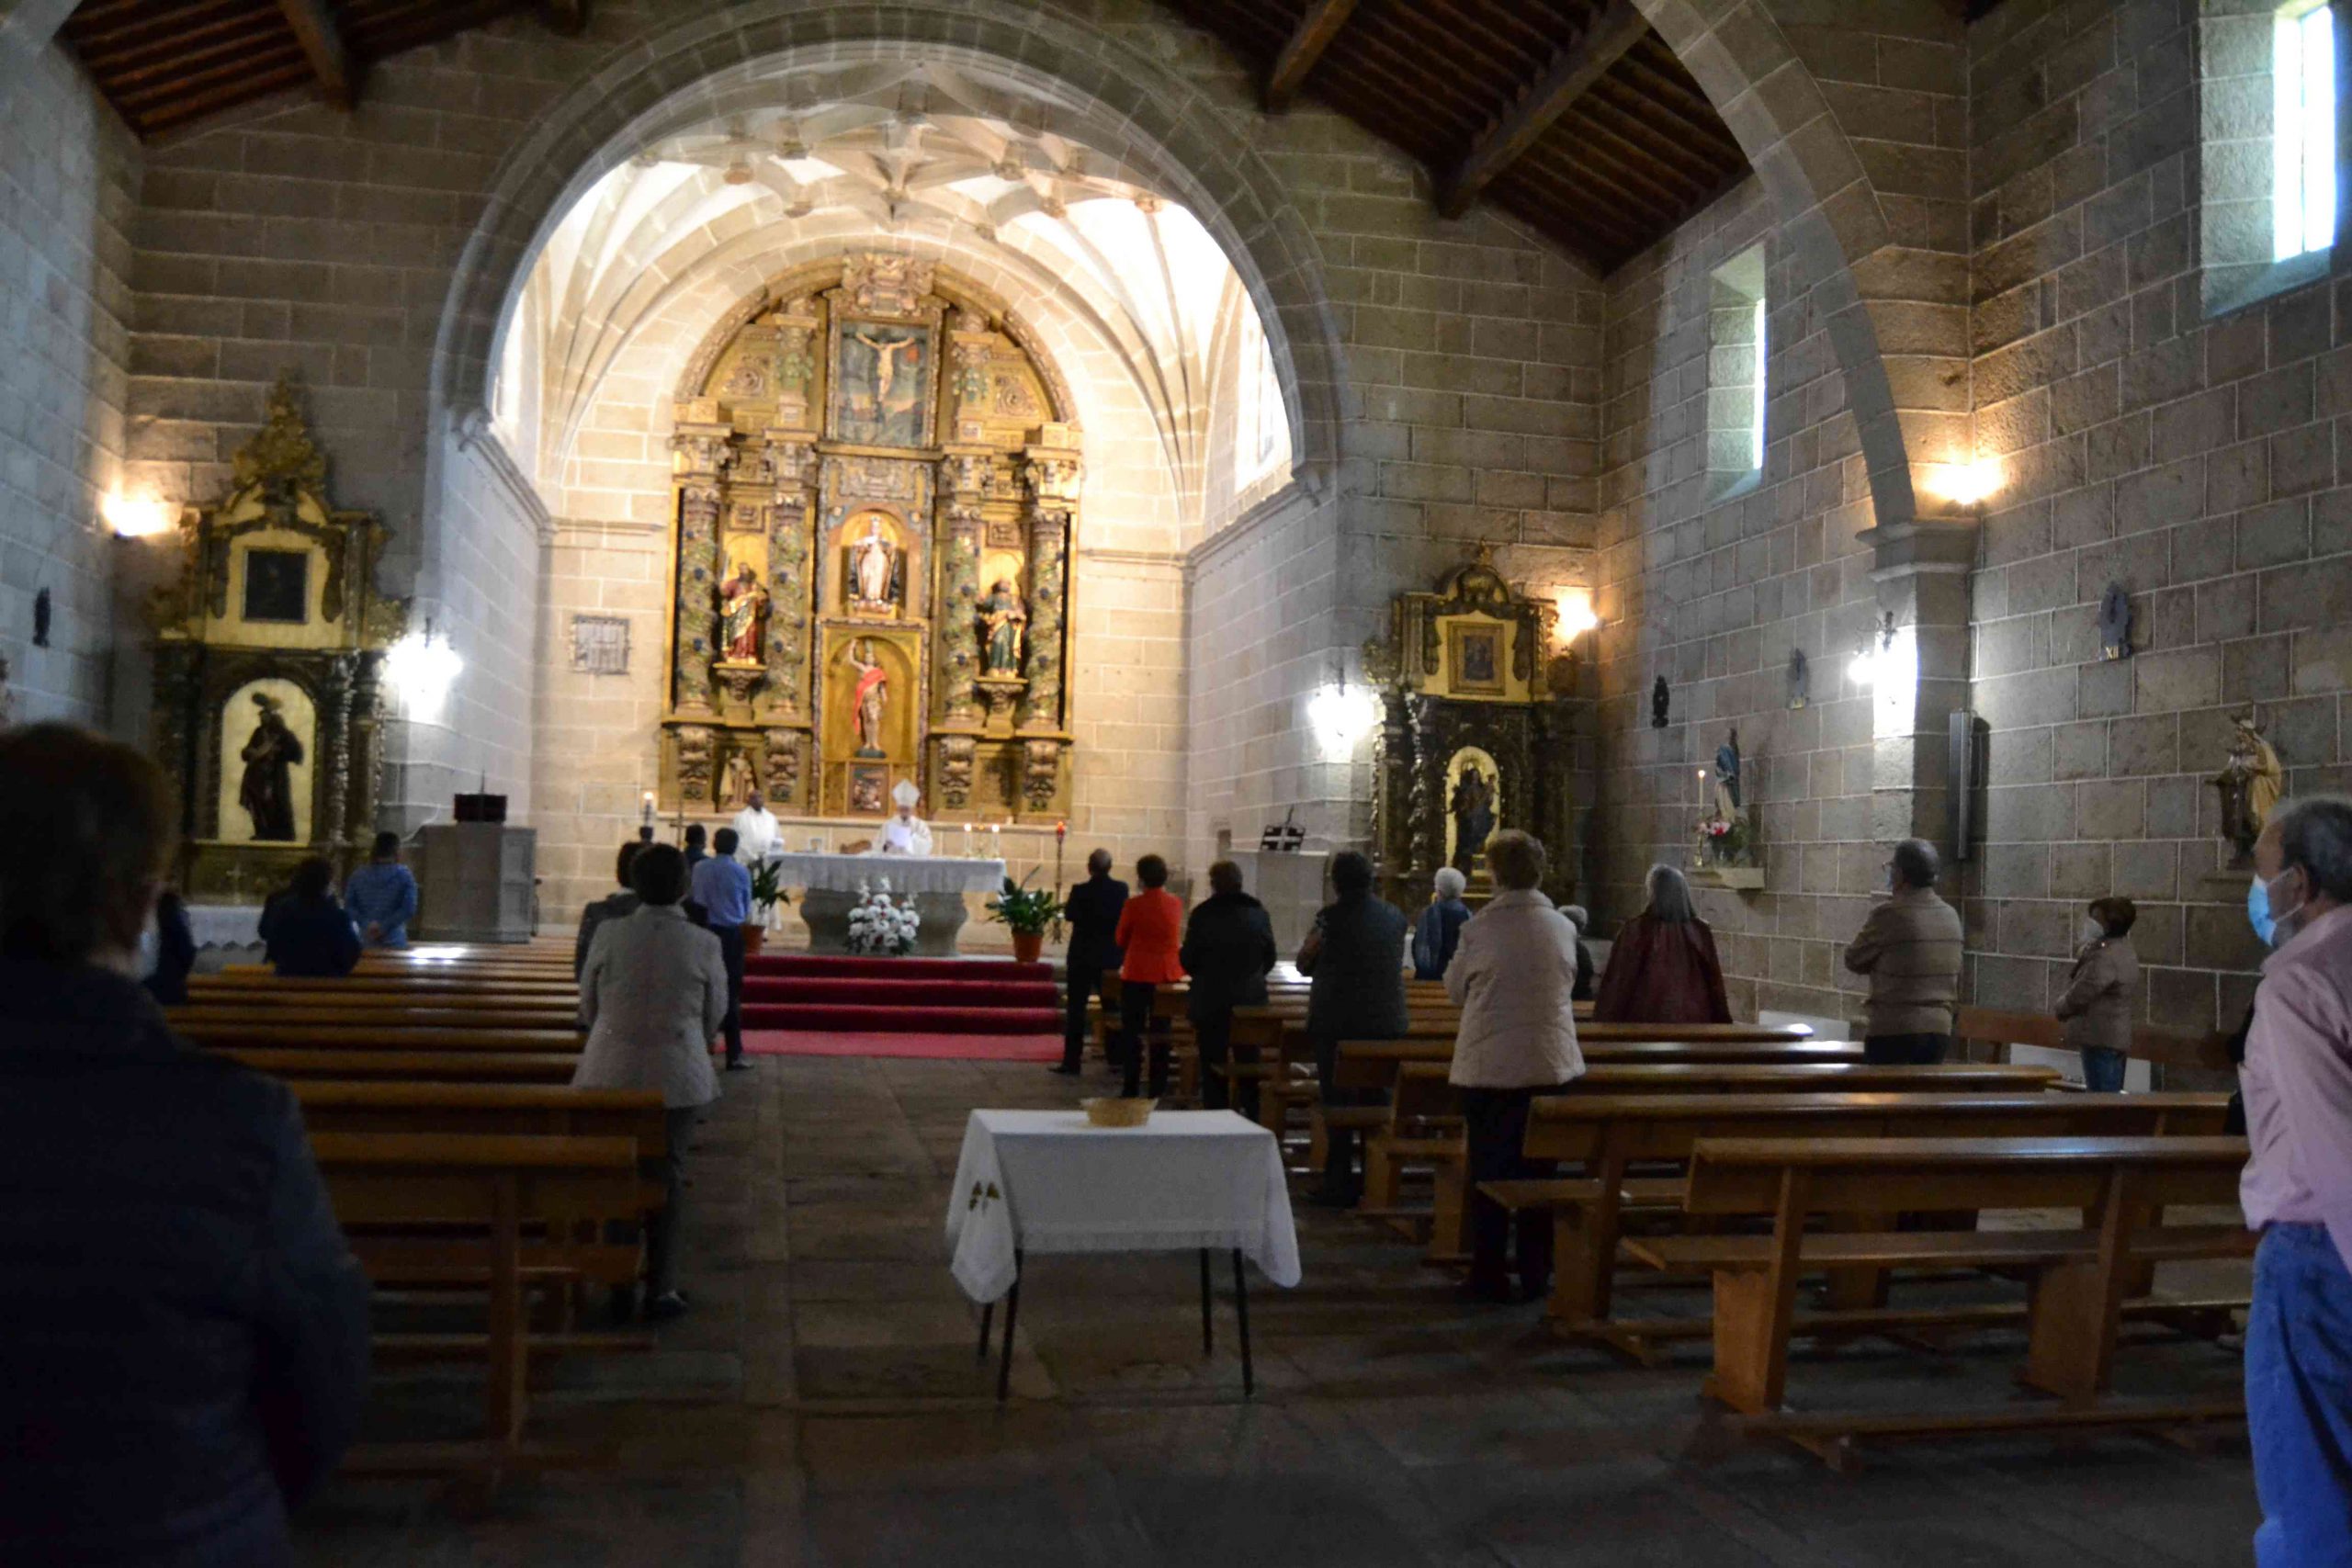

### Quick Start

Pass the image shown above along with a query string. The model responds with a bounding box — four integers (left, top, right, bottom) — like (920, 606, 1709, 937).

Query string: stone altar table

(772, 852, 1008, 956)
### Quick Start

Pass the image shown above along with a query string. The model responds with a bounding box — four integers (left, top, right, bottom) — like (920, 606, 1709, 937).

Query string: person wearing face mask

(0, 724, 370, 1565)
(2235, 798, 2352, 1565)
(2055, 897, 2140, 1092)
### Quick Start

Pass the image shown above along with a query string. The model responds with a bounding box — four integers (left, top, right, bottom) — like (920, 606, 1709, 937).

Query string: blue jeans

(2249, 1224, 2352, 1567)
(2080, 1046, 2127, 1093)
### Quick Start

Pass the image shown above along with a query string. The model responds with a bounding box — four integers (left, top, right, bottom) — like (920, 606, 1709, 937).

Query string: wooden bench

(218, 1047, 583, 1083)
(183, 1023, 583, 1054)
(1511, 1089, 2233, 1346)
(1630, 1134, 2252, 1465)
(295, 1081, 663, 1144)
(1955, 1006, 2234, 1076)
(313, 1132, 648, 1454)
(174, 1007, 583, 1034)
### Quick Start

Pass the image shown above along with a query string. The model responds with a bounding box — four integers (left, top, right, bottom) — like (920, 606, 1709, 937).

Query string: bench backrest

(311, 1131, 642, 1228)
(1522, 1090, 2232, 1162)
(217, 1047, 582, 1082)
(294, 1082, 664, 1150)
(1389, 1059, 2058, 1121)
(182, 1024, 582, 1052)
(1955, 1005, 2232, 1072)
(1682, 1134, 2250, 1215)
(1333, 1037, 1859, 1090)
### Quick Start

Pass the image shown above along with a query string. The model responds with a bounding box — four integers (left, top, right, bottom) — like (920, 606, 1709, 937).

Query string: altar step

(738, 954, 1061, 1036)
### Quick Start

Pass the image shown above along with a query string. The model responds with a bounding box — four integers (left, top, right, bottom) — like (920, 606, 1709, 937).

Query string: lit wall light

(100, 491, 177, 539)
(1928, 456, 2004, 509)
(385, 621, 464, 720)
(1306, 682, 1380, 761)
(1555, 587, 1599, 640)
(1847, 610, 1897, 688)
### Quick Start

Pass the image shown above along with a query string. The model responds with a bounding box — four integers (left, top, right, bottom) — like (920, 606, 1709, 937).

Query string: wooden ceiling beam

(1438, 0, 1650, 220)
(1262, 0, 1358, 113)
(275, 0, 356, 108)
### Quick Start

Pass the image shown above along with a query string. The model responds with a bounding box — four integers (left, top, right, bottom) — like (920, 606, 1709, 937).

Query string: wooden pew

(1955, 1006, 2234, 1075)
(295, 1082, 662, 1143)
(1626, 1134, 2252, 1465)
(174, 1009, 583, 1036)
(187, 980, 580, 1005)
(184, 1023, 582, 1054)
(1376, 1060, 2062, 1255)
(219, 1048, 582, 1083)
(1510, 1090, 2233, 1346)
(313, 1132, 646, 1453)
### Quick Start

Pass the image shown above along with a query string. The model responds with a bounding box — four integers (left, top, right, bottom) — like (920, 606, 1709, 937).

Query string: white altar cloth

(184, 903, 265, 950)
(944, 1109, 1301, 1304)
(772, 852, 1006, 897)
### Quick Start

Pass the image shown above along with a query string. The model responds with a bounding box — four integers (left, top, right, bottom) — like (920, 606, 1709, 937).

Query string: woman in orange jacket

(1112, 853, 1186, 1097)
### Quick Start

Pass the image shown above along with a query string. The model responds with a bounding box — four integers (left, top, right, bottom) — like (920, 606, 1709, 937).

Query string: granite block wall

(0, 42, 138, 729)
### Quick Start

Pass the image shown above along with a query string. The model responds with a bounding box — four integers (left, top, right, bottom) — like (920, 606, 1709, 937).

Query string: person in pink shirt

(2238, 797, 2352, 1564)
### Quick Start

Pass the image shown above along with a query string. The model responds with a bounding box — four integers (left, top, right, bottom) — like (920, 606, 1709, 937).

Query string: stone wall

(1960, 0, 2352, 1035)
(1, 42, 138, 728)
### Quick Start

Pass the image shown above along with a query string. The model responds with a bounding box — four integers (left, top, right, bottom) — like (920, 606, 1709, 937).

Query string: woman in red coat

(1112, 853, 1186, 1096)
(1592, 863, 1733, 1025)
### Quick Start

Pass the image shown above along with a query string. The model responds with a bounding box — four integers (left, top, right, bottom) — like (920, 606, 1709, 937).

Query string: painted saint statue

(239, 692, 303, 841)
(718, 563, 768, 663)
(1450, 766, 1495, 875)
(978, 578, 1027, 676)
(848, 639, 888, 758)
(848, 517, 899, 612)
(2215, 712, 2285, 860)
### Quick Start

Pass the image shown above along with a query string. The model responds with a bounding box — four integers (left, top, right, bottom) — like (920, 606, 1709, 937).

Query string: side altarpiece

(150, 378, 408, 899)
(656, 254, 1080, 823)
(1365, 551, 1588, 907)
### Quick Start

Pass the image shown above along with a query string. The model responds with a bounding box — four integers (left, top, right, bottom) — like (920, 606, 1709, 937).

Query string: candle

(640, 791, 654, 827)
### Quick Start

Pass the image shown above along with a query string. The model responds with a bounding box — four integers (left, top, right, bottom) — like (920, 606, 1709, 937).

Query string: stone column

(1019, 434, 1082, 734)
(669, 407, 732, 716)
(1855, 515, 1979, 856)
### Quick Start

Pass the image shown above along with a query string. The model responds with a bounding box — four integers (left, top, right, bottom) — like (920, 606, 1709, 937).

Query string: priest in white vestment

(876, 780, 933, 856)
(729, 789, 781, 865)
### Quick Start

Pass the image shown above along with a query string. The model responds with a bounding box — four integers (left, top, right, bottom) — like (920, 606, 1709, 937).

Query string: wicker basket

(1080, 1096, 1156, 1128)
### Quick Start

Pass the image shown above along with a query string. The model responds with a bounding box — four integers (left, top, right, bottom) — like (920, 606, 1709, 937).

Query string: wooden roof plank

(274, 0, 356, 107)
(1438, 0, 1651, 220)
(1264, 0, 1359, 113)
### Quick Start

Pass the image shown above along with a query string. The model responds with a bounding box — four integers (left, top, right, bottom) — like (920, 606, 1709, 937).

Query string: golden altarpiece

(655, 254, 1080, 823)
(149, 378, 408, 898)
(1365, 551, 1588, 907)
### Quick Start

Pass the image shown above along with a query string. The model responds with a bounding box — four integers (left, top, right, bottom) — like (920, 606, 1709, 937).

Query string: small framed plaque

(570, 614, 630, 676)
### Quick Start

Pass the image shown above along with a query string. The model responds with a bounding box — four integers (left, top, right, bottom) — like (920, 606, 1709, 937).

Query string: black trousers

(1459, 1086, 1557, 1295)
(1313, 1032, 1383, 1197)
(1119, 980, 1170, 1098)
(711, 924, 745, 1066)
(1862, 1032, 1949, 1065)
(643, 1106, 701, 1298)
(1062, 962, 1114, 1071)
(1195, 1012, 1235, 1112)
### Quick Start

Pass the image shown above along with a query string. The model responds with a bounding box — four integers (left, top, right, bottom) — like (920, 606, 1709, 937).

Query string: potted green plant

(745, 859, 788, 956)
(985, 872, 1057, 964)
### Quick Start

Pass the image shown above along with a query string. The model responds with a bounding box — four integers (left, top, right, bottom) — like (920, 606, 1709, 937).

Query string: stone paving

(298, 1055, 2261, 1567)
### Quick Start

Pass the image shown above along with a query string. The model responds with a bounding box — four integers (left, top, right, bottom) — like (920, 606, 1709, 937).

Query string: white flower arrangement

(845, 877, 921, 956)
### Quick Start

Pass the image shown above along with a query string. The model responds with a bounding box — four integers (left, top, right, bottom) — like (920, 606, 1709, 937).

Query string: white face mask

(2078, 917, 2105, 948)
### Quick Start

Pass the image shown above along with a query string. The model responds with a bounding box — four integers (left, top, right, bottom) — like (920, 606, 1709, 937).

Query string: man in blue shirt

(688, 827, 753, 1071)
(343, 831, 419, 947)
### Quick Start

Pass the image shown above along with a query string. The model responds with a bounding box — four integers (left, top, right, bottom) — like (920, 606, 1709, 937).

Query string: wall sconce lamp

(100, 491, 178, 540)
(1928, 456, 2004, 509)
(1847, 610, 1897, 687)
(1306, 681, 1380, 761)
(1554, 587, 1599, 641)
(385, 619, 464, 717)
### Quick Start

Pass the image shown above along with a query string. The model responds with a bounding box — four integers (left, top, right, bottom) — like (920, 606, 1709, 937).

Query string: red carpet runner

(739, 953, 1060, 1037)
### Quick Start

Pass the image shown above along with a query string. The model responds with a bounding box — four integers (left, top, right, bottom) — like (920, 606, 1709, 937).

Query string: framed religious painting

(1447, 621, 1507, 696)
(827, 317, 940, 449)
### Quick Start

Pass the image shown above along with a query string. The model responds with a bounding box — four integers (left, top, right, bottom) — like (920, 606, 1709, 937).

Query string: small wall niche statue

(1713, 728, 1742, 818)
(1450, 761, 1497, 875)
(977, 577, 1027, 676)
(2214, 709, 2284, 863)
(2097, 581, 2132, 661)
(1786, 648, 1808, 709)
(1650, 674, 1670, 728)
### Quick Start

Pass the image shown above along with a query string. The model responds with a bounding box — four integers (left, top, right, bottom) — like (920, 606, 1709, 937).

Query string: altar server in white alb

(729, 787, 781, 865)
(878, 780, 933, 855)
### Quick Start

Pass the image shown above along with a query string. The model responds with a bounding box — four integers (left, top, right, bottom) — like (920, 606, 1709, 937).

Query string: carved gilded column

(763, 429, 816, 722)
(939, 447, 989, 727)
(351, 650, 386, 839)
(1019, 435, 1081, 734)
(670, 408, 731, 716)
(318, 654, 355, 854)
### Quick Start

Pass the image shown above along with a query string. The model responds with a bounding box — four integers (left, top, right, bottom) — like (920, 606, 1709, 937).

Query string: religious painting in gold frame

(1446, 621, 1508, 696)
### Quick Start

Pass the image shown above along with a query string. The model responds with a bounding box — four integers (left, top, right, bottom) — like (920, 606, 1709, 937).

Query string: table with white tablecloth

(183, 903, 265, 951)
(771, 853, 1007, 954)
(944, 1108, 1301, 1396)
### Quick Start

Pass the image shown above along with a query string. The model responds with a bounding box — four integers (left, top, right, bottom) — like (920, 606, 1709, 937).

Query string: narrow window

(1749, 295, 1769, 471)
(2275, 1, 2337, 261)
(1704, 244, 1767, 499)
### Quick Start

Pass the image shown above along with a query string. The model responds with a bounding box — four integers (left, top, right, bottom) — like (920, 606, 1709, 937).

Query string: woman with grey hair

(1592, 863, 1732, 1024)
(1559, 903, 1597, 1001)
(1412, 864, 1474, 980)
